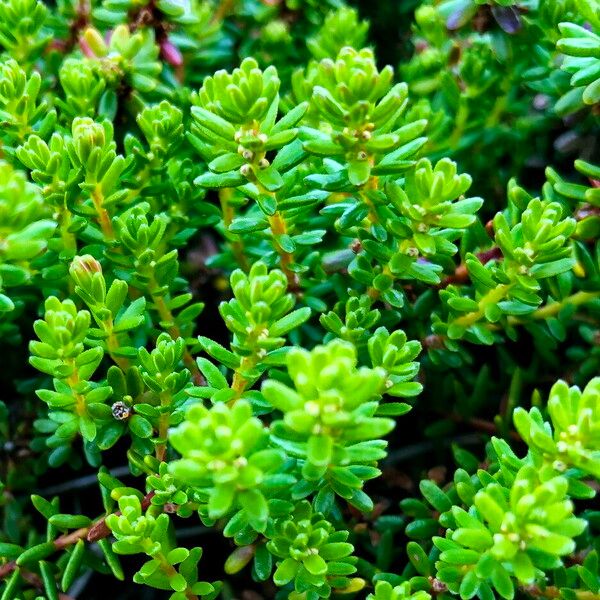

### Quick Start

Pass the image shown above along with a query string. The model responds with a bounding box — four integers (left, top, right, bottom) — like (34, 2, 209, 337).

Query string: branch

(0, 492, 156, 581)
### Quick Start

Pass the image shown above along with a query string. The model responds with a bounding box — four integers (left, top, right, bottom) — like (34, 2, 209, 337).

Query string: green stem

(91, 185, 114, 240)
(255, 182, 298, 288)
(219, 188, 250, 272)
(58, 205, 77, 253)
(104, 318, 130, 371)
(509, 290, 600, 324)
(448, 101, 469, 150)
(267, 209, 298, 288)
(453, 284, 510, 328)
(230, 354, 259, 403)
(151, 291, 205, 386)
(155, 390, 171, 461)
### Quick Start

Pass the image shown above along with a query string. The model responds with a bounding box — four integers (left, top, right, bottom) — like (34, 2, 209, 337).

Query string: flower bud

(72, 117, 107, 162)
(69, 254, 103, 291)
(82, 27, 108, 57)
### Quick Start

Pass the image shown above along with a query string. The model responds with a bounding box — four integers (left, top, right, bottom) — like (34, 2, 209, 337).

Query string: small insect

(111, 401, 132, 421)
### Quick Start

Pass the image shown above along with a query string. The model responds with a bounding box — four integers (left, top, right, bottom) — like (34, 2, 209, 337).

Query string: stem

(448, 102, 469, 150)
(105, 318, 130, 371)
(155, 391, 171, 461)
(267, 210, 298, 289)
(91, 185, 114, 240)
(58, 206, 77, 253)
(151, 292, 205, 386)
(367, 286, 381, 301)
(66, 368, 87, 417)
(231, 370, 248, 399)
(219, 188, 250, 272)
(253, 182, 298, 288)
(0, 492, 156, 581)
(362, 171, 394, 302)
(452, 284, 510, 328)
(211, 0, 234, 23)
(424, 289, 600, 349)
(509, 290, 600, 323)
(485, 90, 509, 129)
(230, 354, 259, 403)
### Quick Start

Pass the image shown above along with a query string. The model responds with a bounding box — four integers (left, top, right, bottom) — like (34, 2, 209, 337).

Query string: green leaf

(208, 485, 235, 519)
(49, 514, 92, 529)
(256, 193, 277, 216)
(419, 480, 452, 512)
(196, 358, 228, 389)
(16, 541, 56, 565)
(348, 160, 371, 186)
(61, 539, 85, 592)
(270, 307, 311, 337)
(254, 166, 284, 191)
(407, 542, 431, 576)
(307, 434, 333, 467)
(0, 543, 23, 560)
(459, 569, 480, 600)
(198, 336, 240, 369)
(512, 552, 535, 584)
(208, 153, 245, 173)
(491, 565, 514, 600)
(273, 557, 298, 585)
(253, 543, 272, 581)
(39, 561, 59, 600)
(129, 415, 153, 438)
(229, 216, 268, 234)
(98, 539, 124, 580)
(195, 170, 246, 188)
(303, 552, 327, 576)
(530, 258, 575, 279)
(239, 489, 269, 532)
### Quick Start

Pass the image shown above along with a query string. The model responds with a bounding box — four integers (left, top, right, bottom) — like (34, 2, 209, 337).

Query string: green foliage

(169, 399, 285, 531)
(0, 0, 48, 63)
(0, 58, 56, 151)
(267, 500, 360, 598)
(514, 377, 600, 480)
(264, 339, 393, 511)
(556, 20, 600, 111)
(403, 378, 600, 600)
(82, 24, 163, 96)
(0, 0, 599, 599)
(368, 580, 432, 600)
(435, 467, 586, 597)
(106, 494, 217, 599)
(0, 161, 54, 313)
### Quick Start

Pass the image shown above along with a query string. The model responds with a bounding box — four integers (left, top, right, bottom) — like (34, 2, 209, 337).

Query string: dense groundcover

(1, 0, 600, 598)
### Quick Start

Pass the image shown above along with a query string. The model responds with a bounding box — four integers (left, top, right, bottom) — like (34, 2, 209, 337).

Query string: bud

(262, 20, 289, 44)
(83, 27, 108, 57)
(160, 38, 183, 67)
(72, 117, 107, 163)
(224, 545, 255, 574)
(69, 254, 107, 306)
(69, 254, 102, 289)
